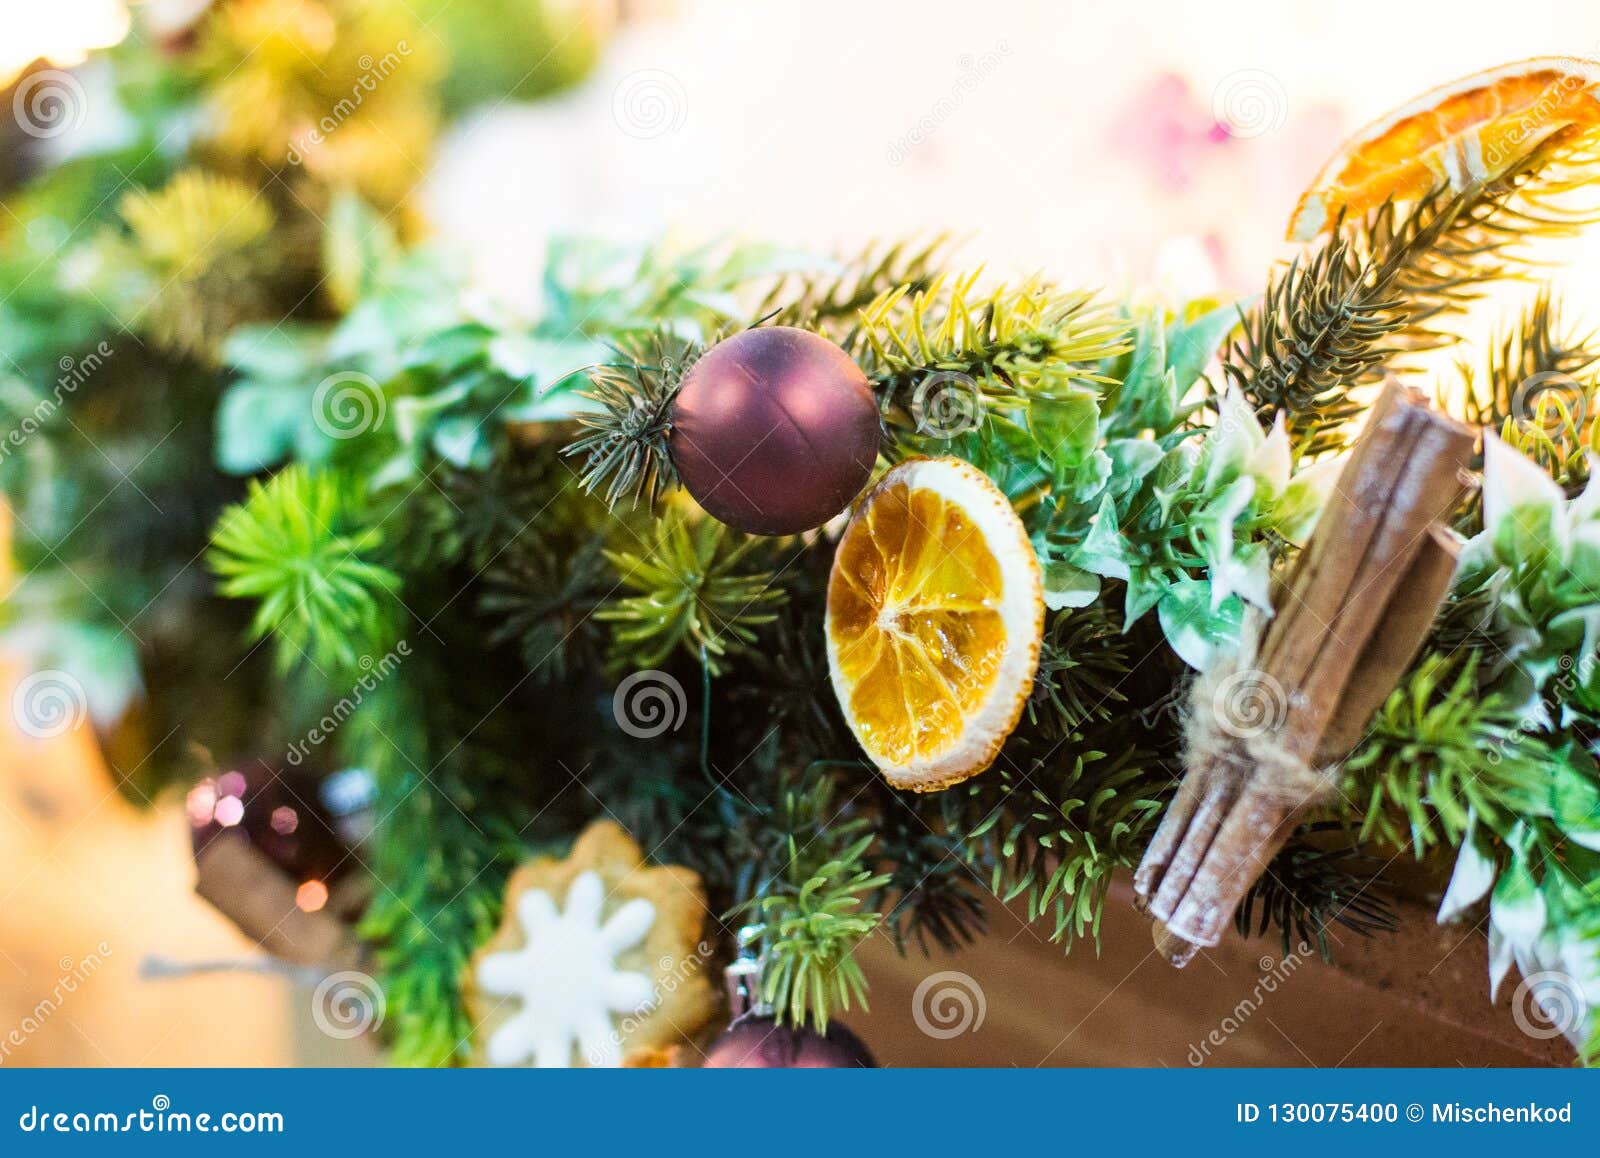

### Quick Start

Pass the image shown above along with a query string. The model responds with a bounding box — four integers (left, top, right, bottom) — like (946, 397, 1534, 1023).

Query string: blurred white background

(424, 0, 1600, 323)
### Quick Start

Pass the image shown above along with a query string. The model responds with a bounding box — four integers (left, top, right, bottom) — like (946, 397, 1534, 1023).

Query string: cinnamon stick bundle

(1134, 381, 1474, 964)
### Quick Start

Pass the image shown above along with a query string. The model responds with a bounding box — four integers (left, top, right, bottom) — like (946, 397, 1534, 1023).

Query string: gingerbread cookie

(465, 821, 720, 1067)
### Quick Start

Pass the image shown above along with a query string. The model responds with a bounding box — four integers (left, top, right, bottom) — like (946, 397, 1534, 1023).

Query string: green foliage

(741, 792, 890, 1030)
(1235, 826, 1397, 960)
(759, 236, 948, 335)
(600, 514, 787, 675)
(216, 231, 809, 488)
(1026, 605, 1133, 735)
(1070, 382, 1329, 668)
(1221, 234, 1402, 454)
(1381, 130, 1600, 353)
(1455, 292, 1600, 494)
(1345, 655, 1563, 855)
(870, 792, 990, 955)
(858, 272, 1130, 408)
(564, 332, 697, 508)
(69, 170, 278, 363)
(208, 466, 402, 676)
(950, 745, 1169, 949)
(481, 536, 611, 685)
(352, 671, 528, 1067)
(1226, 134, 1600, 457)
(1467, 441, 1600, 721)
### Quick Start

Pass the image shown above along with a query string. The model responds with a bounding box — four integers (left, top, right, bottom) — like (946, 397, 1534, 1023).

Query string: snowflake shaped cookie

(476, 871, 654, 1066)
(466, 821, 719, 1067)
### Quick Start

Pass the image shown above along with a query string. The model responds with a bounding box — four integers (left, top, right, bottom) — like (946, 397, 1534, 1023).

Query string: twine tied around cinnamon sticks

(1133, 380, 1475, 965)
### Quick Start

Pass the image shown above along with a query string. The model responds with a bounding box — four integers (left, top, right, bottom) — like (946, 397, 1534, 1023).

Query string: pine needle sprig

(870, 788, 989, 955)
(1220, 236, 1406, 456)
(1453, 290, 1600, 493)
(740, 790, 890, 1030)
(1376, 128, 1600, 352)
(208, 465, 403, 677)
(426, 457, 570, 571)
(758, 235, 949, 336)
(599, 513, 786, 675)
(1228, 132, 1600, 456)
(1457, 291, 1600, 424)
(1344, 654, 1556, 856)
(728, 598, 859, 755)
(1027, 605, 1134, 736)
(1235, 824, 1397, 960)
(352, 673, 527, 1067)
(480, 533, 610, 684)
(950, 744, 1170, 949)
(563, 332, 700, 508)
(857, 272, 1132, 413)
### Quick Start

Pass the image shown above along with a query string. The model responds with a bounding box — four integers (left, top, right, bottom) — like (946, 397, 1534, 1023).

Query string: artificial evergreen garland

(5, 31, 1600, 1067)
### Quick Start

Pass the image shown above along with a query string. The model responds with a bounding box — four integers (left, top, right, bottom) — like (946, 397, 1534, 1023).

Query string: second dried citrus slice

(1289, 56, 1600, 241)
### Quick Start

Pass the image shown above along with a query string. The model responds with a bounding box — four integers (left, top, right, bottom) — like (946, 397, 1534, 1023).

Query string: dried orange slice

(826, 457, 1043, 791)
(1289, 56, 1600, 241)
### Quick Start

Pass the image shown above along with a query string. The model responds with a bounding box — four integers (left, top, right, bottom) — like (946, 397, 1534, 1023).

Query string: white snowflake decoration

(476, 870, 657, 1067)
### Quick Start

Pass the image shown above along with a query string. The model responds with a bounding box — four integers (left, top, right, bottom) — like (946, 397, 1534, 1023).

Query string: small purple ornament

(669, 327, 880, 536)
(701, 1014, 878, 1069)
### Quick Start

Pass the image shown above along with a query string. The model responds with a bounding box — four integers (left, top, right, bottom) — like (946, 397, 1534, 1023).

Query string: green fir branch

(1344, 655, 1556, 856)
(599, 513, 787, 676)
(1454, 291, 1600, 494)
(1235, 824, 1398, 960)
(563, 331, 700, 509)
(871, 787, 989, 955)
(1026, 605, 1134, 736)
(757, 235, 949, 336)
(208, 465, 402, 676)
(1220, 235, 1405, 456)
(1230, 133, 1600, 455)
(740, 791, 890, 1030)
(1379, 128, 1600, 352)
(857, 272, 1132, 413)
(949, 744, 1169, 949)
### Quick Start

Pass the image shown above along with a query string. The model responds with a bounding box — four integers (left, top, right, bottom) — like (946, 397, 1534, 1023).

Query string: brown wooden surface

(0, 703, 1563, 1067)
(846, 882, 1566, 1067)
